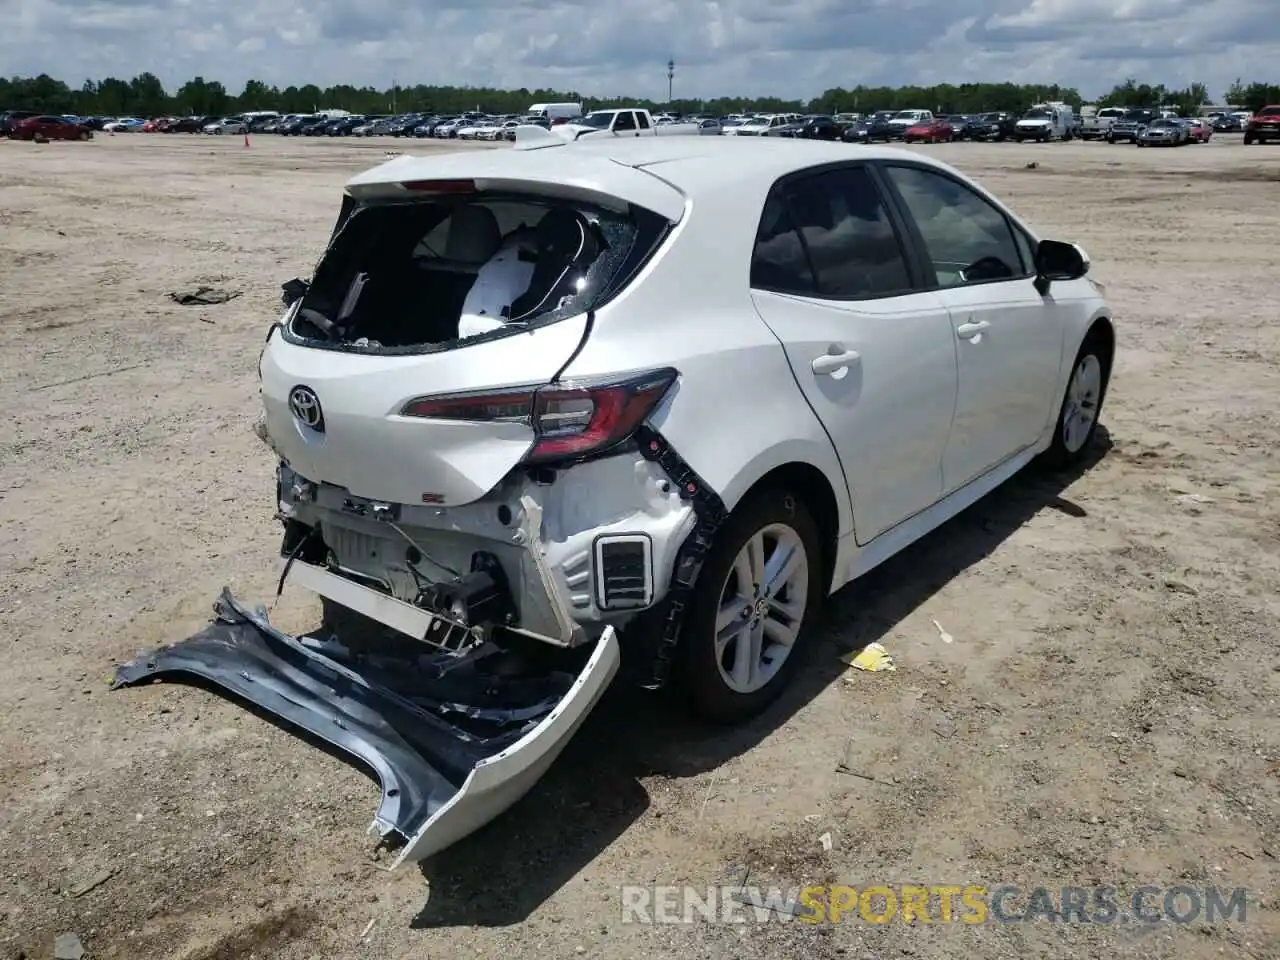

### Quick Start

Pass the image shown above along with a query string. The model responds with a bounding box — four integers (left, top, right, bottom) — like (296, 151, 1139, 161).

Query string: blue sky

(5, 0, 1277, 101)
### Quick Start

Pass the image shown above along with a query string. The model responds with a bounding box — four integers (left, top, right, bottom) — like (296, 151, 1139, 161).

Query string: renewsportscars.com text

(619, 884, 1250, 925)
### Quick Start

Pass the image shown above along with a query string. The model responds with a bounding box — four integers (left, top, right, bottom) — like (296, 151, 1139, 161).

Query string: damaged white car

(115, 135, 1114, 869)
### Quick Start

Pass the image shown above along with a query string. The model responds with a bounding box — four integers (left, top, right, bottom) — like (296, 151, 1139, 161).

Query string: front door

(748, 165, 958, 544)
(879, 162, 1064, 493)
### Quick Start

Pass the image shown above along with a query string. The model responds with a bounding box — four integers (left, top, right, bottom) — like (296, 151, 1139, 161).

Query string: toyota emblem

(288, 385, 324, 431)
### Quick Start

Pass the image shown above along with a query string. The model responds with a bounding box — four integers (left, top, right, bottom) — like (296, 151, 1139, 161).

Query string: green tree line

(2, 72, 1277, 119)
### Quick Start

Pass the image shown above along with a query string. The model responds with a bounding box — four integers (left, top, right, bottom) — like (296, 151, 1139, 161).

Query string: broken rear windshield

(285, 193, 669, 355)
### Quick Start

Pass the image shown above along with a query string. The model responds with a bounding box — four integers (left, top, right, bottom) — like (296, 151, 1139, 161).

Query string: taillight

(400, 368, 677, 464)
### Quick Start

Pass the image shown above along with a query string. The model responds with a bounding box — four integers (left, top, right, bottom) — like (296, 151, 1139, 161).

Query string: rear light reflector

(400, 368, 677, 464)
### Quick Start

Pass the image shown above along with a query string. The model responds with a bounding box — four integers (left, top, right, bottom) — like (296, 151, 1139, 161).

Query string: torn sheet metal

(112, 588, 619, 867)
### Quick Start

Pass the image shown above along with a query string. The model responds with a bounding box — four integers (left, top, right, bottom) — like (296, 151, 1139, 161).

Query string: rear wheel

(78, 131, 89, 141)
(676, 489, 823, 723)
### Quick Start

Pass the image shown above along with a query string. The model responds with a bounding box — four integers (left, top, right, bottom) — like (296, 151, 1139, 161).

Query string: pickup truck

(553, 108, 702, 140)
(1244, 105, 1280, 144)
(1107, 108, 1159, 143)
(1080, 106, 1127, 140)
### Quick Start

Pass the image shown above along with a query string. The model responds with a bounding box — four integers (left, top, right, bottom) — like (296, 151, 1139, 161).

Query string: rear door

(878, 162, 1065, 493)
(749, 164, 958, 544)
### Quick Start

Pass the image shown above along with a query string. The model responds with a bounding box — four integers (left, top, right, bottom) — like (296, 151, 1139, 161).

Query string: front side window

(882, 165, 1026, 287)
(614, 112, 636, 131)
(751, 167, 914, 299)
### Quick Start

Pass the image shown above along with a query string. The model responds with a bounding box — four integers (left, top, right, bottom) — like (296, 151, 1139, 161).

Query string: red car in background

(903, 117, 955, 143)
(1185, 119, 1213, 142)
(7, 115, 93, 141)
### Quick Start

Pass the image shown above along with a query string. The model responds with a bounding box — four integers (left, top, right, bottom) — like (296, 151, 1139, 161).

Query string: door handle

(956, 320, 990, 340)
(811, 349, 861, 375)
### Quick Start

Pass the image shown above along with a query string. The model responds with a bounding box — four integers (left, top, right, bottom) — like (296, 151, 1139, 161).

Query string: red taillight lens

(400, 368, 677, 464)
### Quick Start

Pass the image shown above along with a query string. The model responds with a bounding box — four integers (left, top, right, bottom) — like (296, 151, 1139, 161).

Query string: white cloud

(7, 0, 1278, 101)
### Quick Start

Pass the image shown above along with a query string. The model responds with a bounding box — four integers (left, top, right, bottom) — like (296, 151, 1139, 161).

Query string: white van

(527, 102, 583, 123)
(1014, 102, 1075, 141)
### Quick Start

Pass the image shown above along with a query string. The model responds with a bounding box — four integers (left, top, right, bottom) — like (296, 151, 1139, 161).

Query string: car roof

(345, 136, 957, 222)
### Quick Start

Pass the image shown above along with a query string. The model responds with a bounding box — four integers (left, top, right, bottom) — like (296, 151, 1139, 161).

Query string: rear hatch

(261, 164, 680, 507)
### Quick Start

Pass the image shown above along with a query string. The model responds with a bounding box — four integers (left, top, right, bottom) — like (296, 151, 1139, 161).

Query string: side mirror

(1033, 239, 1088, 295)
(281, 277, 309, 307)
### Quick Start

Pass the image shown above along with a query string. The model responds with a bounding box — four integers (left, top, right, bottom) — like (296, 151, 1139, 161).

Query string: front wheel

(676, 489, 823, 723)
(1042, 335, 1110, 468)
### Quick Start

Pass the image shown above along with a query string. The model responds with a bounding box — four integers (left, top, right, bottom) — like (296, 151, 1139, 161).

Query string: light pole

(667, 59, 674, 103)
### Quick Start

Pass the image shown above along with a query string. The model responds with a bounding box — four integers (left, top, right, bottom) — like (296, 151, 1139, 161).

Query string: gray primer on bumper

(112, 588, 619, 866)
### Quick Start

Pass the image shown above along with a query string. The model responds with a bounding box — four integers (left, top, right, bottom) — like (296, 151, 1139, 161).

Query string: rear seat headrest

(441, 205, 502, 266)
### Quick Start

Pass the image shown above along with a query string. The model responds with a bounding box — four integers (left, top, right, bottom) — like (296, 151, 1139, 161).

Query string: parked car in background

(795, 115, 845, 140)
(903, 117, 955, 143)
(164, 116, 192, 133)
(275, 115, 317, 135)
(0, 109, 39, 133)
(942, 115, 976, 139)
(387, 114, 427, 136)
(352, 116, 395, 136)
(1014, 103, 1075, 142)
(697, 118, 723, 135)
(203, 117, 247, 135)
(1136, 118, 1189, 146)
(971, 112, 1017, 141)
(299, 117, 333, 136)
(7, 114, 94, 141)
(103, 117, 146, 132)
(327, 116, 367, 136)
(1243, 106, 1280, 144)
(1184, 118, 1213, 142)
(1107, 109, 1158, 143)
(135, 136, 1111, 871)
(887, 109, 933, 137)
(1080, 106, 1127, 139)
(843, 114, 896, 143)
(725, 115, 780, 136)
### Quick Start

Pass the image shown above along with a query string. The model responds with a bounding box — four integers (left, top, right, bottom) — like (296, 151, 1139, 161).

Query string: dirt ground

(2, 130, 1279, 960)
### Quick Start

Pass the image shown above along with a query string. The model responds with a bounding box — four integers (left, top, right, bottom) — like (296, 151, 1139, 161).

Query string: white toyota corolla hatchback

(117, 133, 1113, 868)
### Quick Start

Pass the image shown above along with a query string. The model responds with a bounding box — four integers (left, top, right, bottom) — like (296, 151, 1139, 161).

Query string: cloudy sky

(4, 0, 1277, 102)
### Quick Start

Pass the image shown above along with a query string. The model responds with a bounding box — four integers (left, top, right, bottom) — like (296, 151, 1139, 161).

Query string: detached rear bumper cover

(112, 588, 619, 868)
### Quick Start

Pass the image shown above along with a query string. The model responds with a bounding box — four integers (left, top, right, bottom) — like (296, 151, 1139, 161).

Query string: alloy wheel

(713, 523, 809, 695)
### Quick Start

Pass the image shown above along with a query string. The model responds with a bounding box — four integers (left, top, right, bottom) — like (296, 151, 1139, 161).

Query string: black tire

(1042, 330, 1111, 469)
(675, 488, 824, 724)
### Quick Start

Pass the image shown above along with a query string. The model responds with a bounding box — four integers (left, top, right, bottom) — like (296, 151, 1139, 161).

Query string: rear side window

(882, 165, 1027, 287)
(751, 167, 914, 299)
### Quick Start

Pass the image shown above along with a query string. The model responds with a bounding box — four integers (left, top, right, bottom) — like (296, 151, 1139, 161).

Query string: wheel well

(1085, 316, 1115, 375)
(737, 463, 840, 588)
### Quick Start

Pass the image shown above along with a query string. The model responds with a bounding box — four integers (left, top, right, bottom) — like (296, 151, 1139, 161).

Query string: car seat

(507, 208, 598, 323)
